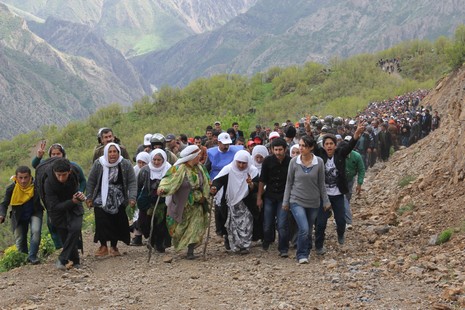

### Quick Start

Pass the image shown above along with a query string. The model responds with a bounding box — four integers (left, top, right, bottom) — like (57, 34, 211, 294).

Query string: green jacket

(345, 150, 365, 185)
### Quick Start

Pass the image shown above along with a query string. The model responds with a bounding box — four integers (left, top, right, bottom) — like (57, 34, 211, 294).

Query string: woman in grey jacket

(282, 135, 329, 264)
(86, 143, 137, 257)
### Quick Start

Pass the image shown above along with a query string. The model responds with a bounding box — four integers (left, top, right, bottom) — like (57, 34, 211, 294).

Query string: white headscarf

(149, 149, 171, 180)
(134, 151, 151, 176)
(290, 144, 300, 158)
(251, 145, 269, 174)
(215, 150, 258, 207)
(173, 145, 200, 166)
(98, 143, 123, 206)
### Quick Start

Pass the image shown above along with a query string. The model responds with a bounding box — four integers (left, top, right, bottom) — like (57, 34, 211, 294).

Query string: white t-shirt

(325, 157, 342, 196)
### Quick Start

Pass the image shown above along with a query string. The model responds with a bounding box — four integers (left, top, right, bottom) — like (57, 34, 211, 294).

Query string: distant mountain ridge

(0, 4, 148, 139)
(131, 0, 465, 87)
(1, 0, 258, 56)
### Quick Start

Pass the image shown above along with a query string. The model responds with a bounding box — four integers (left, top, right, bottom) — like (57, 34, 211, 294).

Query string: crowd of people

(0, 89, 440, 268)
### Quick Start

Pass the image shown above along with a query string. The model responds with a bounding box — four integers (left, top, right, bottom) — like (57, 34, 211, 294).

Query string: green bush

(0, 245, 28, 272)
(39, 233, 56, 258)
(397, 203, 415, 215)
(398, 175, 416, 187)
(436, 228, 453, 245)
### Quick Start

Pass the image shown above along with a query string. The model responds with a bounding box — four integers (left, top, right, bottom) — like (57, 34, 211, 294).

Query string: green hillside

(1, 31, 464, 250)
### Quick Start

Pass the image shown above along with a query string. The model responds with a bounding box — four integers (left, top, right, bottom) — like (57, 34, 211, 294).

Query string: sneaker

(95, 245, 109, 257)
(298, 258, 309, 264)
(316, 247, 327, 255)
(55, 259, 66, 271)
(338, 235, 345, 245)
(130, 235, 143, 246)
(28, 257, 40, 265)
(279, 252, 289, 258)
(109, 247, 121, 256)
(346, 224, 353, 230)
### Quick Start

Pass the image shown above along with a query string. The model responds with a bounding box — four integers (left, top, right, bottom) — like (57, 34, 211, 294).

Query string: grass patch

(436, 228, 453, 245)
(398, 175, 416, 187)
(397, 203, 415, 215)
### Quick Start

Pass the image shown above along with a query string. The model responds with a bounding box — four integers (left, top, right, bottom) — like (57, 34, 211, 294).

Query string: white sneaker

(346, 224, 353, 230)
(298, 258, 309, 264)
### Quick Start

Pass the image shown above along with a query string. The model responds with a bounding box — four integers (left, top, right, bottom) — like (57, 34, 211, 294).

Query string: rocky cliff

(0, 4, 147, 139)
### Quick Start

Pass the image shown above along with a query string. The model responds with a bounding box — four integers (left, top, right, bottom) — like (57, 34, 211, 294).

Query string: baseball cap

(218, 132, 232, 144)
(269, 131, 280, 140)
(253, 136, 262, 144)
(344, 135, 352, 142)
(165, 134, 176, 142)
(247, 140, 256, 147)
(214, 121, 221, 125)
(143, 133, 152, 146)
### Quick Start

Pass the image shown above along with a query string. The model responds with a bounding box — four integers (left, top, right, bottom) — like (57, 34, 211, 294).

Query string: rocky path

(0, 211, 447, 309)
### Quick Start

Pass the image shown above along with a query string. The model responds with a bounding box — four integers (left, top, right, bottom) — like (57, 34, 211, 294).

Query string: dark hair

(205, 125, 213, 131)
(48, 143, 66, 157)
(271, 137, 287, 149)
(300, 135, 316, 149)
(179, 134, 188, 143)
(232, 122, 238, 126)
(322, 134, 337, 145)
(16, 166, 31, 176)
(212, 130, 220, 137)
(236, 136, 245, 144)
(227, 128, 235, 135)
(194, 136, 202, 140)
(52, 158, 72, 173)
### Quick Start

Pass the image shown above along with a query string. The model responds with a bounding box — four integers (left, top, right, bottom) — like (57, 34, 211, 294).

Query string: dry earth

(1, 68, 465, 309)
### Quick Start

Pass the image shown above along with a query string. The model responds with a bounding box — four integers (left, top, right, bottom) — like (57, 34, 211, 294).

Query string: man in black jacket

(0, 166, 43, 264)
(44, 158, 85, 270)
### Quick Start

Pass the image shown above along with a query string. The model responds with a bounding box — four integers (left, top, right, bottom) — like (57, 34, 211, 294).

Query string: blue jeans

(14, 215, 42, 261)
(315, 194, 346, 249)
(290, 203, 319, 260)
(263, 197, 289, 254)
(344, 178, 355, 225)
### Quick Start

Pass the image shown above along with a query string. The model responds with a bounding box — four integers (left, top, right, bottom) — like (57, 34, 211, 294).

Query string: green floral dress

(159, 164, 210, 251)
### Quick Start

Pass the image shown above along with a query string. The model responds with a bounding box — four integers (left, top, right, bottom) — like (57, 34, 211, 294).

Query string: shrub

(39, 233, 56, 258)
(397, 203, 415, 215)
(436, 228, 453, 245)
(398, 175, 416, 187)
(0, 245, 27, 272)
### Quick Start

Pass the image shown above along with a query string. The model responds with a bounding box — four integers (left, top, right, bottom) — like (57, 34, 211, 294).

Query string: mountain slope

(1, 0, 258, 56)
(131, 0, 465, 87)
(0, 4, 147, 139)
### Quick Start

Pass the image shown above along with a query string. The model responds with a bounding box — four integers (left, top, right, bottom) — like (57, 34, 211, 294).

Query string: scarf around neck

(98, 143, 123, 206)
(10, 175, 34, 206)
(149, 149, 171, 180)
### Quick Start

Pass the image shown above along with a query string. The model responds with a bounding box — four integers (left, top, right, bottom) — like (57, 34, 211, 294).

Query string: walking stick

(202, 196, 214, 260)
(147, 195, 161, 263)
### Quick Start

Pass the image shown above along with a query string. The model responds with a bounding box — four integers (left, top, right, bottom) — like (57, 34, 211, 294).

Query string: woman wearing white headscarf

(210, 150, 259, 254)
(136, 149, 172, 252)
(250, 145, 268, 243)
(157, 145, 210, 259)
(133, 151, 151, 177)
(86, 143, 137, 257)
(251, 145, 269, 175)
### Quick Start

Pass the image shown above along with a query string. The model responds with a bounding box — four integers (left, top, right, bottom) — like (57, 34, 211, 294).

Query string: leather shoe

(95, 245, 109, 257)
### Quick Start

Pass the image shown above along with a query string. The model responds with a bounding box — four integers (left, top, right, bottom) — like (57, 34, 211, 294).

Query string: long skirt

(94, 206, 130, 245)
(166, 203, 208, 251)
(226, 201, 253, 252)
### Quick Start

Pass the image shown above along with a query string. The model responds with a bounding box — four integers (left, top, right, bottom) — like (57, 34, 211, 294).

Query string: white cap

(344, 135, 352, 142)
(218, 132, 232, 144)
(143, 134, 152, 146)
(269, 131, 280, 139)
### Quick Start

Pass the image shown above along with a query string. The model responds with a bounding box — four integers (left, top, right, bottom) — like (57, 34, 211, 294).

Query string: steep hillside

(132, 0, 465, 87)
(1, 0, 257, 56)
(0, 4, 147, 139)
